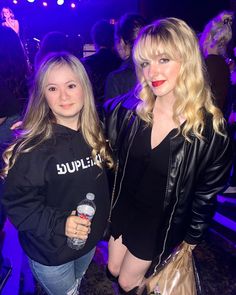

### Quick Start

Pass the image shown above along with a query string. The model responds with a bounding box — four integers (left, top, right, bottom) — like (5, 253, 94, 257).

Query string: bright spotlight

(57, 0, 64, 5)
(13, 0, 18, 4)
(43, 1, 48, 6)
(71, 3, 76, 8)
(27, 0, 35, 2)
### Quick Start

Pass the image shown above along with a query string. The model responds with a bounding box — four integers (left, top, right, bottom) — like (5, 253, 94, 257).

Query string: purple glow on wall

(213, 212, 236, 232)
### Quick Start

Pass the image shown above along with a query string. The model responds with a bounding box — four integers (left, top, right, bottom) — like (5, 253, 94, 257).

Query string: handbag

(143, 242, 197, 295)
(102, 160, 119, 241)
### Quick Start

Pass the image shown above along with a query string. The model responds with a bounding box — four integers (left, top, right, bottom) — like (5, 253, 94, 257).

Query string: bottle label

(77, 205, 95, 220)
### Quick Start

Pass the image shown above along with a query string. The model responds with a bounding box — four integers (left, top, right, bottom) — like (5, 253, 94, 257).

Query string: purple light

(71, 3, 76, 8)
(213, 212, 236, 232)
(43, 1, 48, 6)
(13, 0, 18, 4)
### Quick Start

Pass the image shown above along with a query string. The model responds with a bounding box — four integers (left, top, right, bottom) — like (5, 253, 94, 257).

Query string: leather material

(104, 93, 232, 276)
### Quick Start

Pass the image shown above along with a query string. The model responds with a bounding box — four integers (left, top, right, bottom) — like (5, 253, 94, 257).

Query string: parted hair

(1, 52, 113, 177)
(133, 17, 224, 140)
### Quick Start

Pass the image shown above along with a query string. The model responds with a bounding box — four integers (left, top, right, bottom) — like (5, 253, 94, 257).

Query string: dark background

(0, 0, 234, 43)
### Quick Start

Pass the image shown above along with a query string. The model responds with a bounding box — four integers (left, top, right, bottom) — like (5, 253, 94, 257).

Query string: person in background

(0, 26, 28, 150)
(1, 52, 113, 295)
(0, 25, 29, 234)
(224, 11, 236, 194)
(199, 10, 233, 114)
(105, 13, 146, 99)
(34, 31, 70, 70)
(82, 19, 121, 118)
(104, 18, 232, 294)
(1, 7, 19, 35)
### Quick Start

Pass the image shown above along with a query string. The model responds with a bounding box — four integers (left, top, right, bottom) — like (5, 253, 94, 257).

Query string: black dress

(111, 121, 175, 260)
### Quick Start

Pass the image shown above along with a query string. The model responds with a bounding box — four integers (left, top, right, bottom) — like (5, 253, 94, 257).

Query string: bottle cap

(86, 193, 95, 201)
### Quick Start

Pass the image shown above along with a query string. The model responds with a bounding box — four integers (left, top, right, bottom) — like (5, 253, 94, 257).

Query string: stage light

(71, 3, 76, 8)
(43, 1, 48, 6)
(57, 0, 64, 5)
(13, 0, 18, 4)
(27, 0, 35, 2)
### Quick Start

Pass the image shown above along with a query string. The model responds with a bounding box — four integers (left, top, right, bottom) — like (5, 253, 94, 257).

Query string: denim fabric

(28, 247, 96, 295)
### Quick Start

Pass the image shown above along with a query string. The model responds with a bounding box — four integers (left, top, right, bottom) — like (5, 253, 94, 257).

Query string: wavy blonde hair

(133, 17, 224, 140)
(1, 52, 113, 178)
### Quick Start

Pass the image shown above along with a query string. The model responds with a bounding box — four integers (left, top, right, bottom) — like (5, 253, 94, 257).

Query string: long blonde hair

(133, 17, 224, 140)
(2, 52, 113, 177)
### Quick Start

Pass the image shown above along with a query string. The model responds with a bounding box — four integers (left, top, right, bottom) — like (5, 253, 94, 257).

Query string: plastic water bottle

(67, 193, 96, 250)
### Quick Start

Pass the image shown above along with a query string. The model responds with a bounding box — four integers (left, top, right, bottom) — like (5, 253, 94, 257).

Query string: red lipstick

(152, 80, 165, 87)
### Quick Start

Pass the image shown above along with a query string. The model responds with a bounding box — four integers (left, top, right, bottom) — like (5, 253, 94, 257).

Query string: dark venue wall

(138, 0, 232, 32)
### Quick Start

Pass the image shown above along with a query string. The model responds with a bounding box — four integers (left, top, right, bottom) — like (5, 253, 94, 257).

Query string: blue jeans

(28, 247, 96, 295)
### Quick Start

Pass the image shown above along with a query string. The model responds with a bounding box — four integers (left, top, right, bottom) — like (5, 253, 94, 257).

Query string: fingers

(65, 215, 91, 239)
(10, 120, 22, 130)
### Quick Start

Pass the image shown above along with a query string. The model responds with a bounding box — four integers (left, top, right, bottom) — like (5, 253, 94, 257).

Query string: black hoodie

(2, 124, 110, 266)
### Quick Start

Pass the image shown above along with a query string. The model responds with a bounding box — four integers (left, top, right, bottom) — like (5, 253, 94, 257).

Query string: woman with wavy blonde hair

(1, 52, 113, 295)
(199, 11, 233, 112)
(104, 18, 232, 294)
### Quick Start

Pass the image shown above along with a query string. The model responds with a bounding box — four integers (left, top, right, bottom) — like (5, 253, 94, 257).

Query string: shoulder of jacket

(104, 91, 136, 113)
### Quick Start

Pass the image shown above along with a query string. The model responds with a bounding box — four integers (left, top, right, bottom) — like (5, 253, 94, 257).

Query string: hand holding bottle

(67, 193, 96, 250)
(65, 213, 91, 240)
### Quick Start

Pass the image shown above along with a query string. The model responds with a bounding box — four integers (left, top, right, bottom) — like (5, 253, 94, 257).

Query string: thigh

(28, 258, 78, 295)
(108, 235, 127, 276)
(119, 250, 152, 290)
(75, 247, 96, 280)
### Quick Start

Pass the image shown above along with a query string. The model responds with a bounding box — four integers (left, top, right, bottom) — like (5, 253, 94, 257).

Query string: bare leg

(118, 250, 151, 292)
(107, 235, 127, 277)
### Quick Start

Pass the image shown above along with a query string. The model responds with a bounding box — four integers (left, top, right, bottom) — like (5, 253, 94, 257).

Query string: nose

(148, 62, 159, 79)
(59, 88, 69, 101)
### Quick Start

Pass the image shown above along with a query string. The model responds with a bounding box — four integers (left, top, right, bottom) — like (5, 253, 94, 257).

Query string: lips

(60, 104, 73, 109)
(152, 80, 166, 87)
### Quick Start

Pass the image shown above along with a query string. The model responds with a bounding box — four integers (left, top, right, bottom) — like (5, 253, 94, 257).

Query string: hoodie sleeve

(2, 151, 70, 240)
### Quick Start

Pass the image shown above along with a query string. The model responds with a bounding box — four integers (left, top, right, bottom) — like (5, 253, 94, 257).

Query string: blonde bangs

(133, 34, 180, 68)
(133, 18, 225, 139)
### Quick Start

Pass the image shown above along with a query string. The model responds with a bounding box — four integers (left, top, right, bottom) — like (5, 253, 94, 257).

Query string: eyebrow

(45, 80, 77, 87)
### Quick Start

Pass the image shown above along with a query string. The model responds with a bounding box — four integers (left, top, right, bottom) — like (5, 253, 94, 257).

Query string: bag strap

(107, 159, 119, 222)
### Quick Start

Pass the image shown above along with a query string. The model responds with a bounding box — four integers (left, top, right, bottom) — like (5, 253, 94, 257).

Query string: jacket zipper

(153, 139, 187, 274)
(112, 112, 136, 210)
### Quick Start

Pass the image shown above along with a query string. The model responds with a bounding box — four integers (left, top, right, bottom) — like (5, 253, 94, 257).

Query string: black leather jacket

(104, 92, 232, 275)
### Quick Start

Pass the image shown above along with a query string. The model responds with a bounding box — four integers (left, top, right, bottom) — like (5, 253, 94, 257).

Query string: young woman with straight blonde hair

(1, 52, 113, 295)
(104, 18, 232, 294)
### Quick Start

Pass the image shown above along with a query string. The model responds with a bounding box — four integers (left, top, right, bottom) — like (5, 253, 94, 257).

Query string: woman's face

(2, 8, 11, 19)
(141, 48, 181, 100)
(44, 64, 84, 130)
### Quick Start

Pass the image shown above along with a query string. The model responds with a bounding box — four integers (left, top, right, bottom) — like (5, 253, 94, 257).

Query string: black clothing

(111, 121, 170, 260)
(104, 93, 232, 275)
(2, 124, 110, 266)
(105, 57, 136, 99)
(205, 54, 230, 113)
(82, 48, 121, 103)
(0, 81, 20, 118)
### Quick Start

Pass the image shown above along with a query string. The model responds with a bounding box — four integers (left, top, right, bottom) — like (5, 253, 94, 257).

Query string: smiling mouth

(152, 80, 166, 87)
(60, 104, 73, 109)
